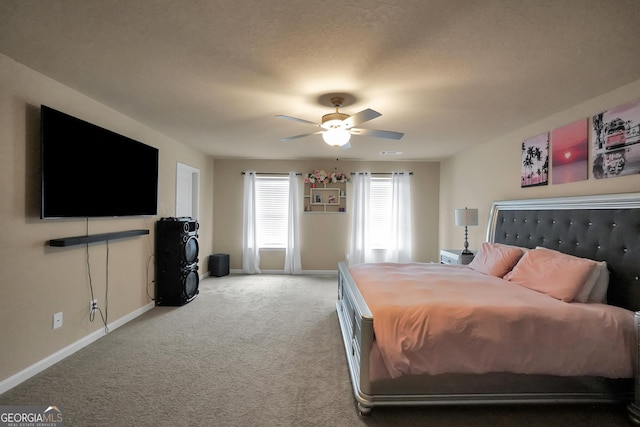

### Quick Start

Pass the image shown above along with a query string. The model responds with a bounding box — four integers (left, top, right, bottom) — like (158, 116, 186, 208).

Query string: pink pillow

(468, 243, 526, 278)
(503, 247, 596, 302)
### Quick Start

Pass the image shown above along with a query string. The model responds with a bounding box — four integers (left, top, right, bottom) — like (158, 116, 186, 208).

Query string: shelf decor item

(304, 169, 349, 185)
(305, 170, 328, 185)
(328, 170, 349, 183)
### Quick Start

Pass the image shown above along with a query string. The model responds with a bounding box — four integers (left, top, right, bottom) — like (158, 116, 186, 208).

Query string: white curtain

(348, 171, 412, 265)
(389, 172, 412, 262)
(284, 172, 302, 274)
(242, 171, 261, 274)
(348, 172, 371, 265)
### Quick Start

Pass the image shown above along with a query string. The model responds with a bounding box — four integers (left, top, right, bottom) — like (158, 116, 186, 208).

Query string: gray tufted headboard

(486, 193, 640, 312)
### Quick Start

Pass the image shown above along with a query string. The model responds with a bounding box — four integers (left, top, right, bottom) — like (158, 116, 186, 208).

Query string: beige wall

(440, 78, 640, 252)
(0, 54, 214, 385)
(4, 44, 639, 392)
(212, 159, 440, 271)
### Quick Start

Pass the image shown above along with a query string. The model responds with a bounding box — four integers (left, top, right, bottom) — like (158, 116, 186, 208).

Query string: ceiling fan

(276, 96, 404, 149)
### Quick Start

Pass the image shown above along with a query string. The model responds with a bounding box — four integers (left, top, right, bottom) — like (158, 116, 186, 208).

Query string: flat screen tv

(40, 105, 159, 218)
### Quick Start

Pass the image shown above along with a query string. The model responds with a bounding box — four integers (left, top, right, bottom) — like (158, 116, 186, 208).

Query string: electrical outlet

(53, 312, 63, 329)
(90, 299, 98, 312)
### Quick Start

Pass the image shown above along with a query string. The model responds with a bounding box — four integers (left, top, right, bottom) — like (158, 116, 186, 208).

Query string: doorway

(176, 162, 200, 219)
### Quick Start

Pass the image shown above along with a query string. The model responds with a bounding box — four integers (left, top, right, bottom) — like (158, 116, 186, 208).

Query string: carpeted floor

(0, 274, 632, 426)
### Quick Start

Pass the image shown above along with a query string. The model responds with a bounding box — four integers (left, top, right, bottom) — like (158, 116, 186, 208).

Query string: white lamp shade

(454, 208, 478, 227)
(322, 129, 351, 147)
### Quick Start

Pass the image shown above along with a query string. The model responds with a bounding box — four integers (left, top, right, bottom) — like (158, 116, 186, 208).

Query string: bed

(335, 192, 640, 422)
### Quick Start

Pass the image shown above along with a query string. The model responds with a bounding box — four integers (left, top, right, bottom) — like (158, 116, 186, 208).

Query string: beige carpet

(0, 274, 631, 426)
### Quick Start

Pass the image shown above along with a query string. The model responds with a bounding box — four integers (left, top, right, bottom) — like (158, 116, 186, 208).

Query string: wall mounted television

(40, 105, 159, 219)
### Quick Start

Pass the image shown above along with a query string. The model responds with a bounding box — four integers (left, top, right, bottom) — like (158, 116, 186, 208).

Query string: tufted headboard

(486, 193, 640, 312)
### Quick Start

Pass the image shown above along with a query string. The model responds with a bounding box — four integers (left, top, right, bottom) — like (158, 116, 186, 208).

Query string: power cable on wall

(143, 217, 155, 302)
(85, 218, 109, 334)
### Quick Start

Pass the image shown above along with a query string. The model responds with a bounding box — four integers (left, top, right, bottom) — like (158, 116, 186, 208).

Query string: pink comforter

(350, 262, 635, 380)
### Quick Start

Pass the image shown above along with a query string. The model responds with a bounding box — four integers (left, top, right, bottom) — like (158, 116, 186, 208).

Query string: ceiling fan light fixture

(277, 93, 403, 148)
(321, 113, 349, 129)
(322, 128, 351, 147)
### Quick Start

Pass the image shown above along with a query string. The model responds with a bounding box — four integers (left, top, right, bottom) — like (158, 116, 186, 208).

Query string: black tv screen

(40, 105, 159, 218)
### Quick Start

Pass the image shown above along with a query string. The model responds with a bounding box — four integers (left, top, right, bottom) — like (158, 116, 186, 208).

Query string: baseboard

(226, 268, 337, 275)
(0, 302, 155, 395)
(301, 270, 338, 275)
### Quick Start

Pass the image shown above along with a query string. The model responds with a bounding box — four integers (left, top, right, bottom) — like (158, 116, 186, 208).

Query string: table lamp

(454, 207, 479, 255)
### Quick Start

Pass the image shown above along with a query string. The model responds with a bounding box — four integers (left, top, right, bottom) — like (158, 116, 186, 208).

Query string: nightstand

(440, 249, 475, 265)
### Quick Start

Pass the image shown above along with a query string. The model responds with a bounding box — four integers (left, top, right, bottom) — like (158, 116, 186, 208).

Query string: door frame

(176, 162, 200, 219)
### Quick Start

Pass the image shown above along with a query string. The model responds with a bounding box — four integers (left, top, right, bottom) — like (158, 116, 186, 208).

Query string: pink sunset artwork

(551, 119, 588, 184)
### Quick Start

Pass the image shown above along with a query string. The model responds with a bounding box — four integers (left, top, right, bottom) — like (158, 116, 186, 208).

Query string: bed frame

(336, 192, 640, 422)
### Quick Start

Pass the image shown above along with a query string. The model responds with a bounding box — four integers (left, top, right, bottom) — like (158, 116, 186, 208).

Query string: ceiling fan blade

(280, 130, 324, 142)
(349, 128, 404, 140)
(276, 115, 321, 127)
(342, 109, 381, 128)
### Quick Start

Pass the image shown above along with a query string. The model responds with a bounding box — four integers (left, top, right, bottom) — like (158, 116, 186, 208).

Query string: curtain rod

(241, 172, 302, 176)
(350, 172, 413, 175)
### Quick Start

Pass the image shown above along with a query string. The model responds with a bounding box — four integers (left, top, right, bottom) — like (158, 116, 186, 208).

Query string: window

(349, 172, 411, 265)
(255, 176, 289, 248)
(369, 177, 392, 249)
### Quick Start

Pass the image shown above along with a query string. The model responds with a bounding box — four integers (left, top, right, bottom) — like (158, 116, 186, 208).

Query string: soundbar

(48, 229, 149, 247)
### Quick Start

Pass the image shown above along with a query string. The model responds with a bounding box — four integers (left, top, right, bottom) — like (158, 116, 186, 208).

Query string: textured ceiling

(1, 0, 640, 161)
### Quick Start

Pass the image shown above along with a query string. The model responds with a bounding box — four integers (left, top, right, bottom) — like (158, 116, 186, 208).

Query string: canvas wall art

(591, 99, 640, 179)
(551, 119, 588, 184)
(521, 132, 549, 187)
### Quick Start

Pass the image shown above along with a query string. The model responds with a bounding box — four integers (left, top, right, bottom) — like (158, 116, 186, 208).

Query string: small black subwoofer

(155, 217, 199, 306)
(209, 253, 230, 277)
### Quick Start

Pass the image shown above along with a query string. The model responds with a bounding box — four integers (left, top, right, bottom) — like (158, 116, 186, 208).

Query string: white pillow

(588, 262, 609, 303)
(574, 261, 608, 303)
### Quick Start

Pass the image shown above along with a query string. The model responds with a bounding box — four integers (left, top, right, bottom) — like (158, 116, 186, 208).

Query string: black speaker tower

(155, 217, 199, 306)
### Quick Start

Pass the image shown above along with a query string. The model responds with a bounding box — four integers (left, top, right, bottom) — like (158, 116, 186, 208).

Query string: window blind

(255, 176, 289, 248)
(369, 177, 392, 249)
